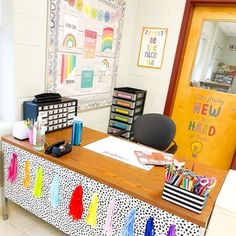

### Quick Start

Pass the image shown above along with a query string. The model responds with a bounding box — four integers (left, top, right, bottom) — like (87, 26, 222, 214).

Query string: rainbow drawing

(61, 54, 76, 84)
(102, 27, 114, 52)
(63, 34, 77, 48)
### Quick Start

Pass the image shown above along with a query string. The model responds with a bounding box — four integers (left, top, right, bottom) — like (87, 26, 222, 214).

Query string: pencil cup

(33, 128, 45, 151)
(162, 183, 208, 214)
(32, 115, 45, 151)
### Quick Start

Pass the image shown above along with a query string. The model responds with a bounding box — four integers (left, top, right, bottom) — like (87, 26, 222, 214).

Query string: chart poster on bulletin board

(47, 0, 126, 110)
(137, 27, 168, 69)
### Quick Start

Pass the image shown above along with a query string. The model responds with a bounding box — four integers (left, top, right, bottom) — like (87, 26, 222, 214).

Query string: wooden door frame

(164, 0, 236, 116)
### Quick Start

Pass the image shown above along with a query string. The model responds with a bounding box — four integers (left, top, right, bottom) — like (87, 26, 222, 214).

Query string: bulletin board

(47, 0, 126, 110)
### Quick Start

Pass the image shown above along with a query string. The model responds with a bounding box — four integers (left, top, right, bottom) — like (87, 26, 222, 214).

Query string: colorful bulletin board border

(137, 27, 168, 69)
(46, 0, 126, 111)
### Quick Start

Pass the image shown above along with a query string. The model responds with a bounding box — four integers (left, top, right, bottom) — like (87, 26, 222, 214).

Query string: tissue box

(162, 183, 208, 214)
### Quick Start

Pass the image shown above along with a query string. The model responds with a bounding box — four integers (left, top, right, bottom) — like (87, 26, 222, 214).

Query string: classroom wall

(0, 0, 47, 122)
(0, 0, 186, 133)
(125, 0, 186, 114)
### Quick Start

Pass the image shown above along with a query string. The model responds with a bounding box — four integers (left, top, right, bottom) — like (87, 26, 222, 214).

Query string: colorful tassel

(23, 160, 30, 189)
(33, 166, 43, 198)
(121, 208, 136, 236)
(8, 152, 18, 183)
(145, 217, 155, 236)
(104, 199, 116, 236)
(86, 192, 99, 228)
(167, 224, 176, 236)
(68, 185, 84, 221)
(50, 175, 60, 208)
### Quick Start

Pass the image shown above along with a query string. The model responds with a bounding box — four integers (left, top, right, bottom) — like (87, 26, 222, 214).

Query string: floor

(0, 201, 66, 236)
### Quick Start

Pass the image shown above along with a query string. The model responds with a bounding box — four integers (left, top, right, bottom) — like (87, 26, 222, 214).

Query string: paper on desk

(84, 136, 154, 171)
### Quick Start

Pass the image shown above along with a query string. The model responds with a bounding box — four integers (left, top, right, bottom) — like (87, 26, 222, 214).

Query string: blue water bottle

(71, 117, 83, 145)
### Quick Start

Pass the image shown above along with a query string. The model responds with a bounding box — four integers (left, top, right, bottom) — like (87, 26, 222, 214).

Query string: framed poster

(137, 27, 168, 69)
(46, 0, 126, 110)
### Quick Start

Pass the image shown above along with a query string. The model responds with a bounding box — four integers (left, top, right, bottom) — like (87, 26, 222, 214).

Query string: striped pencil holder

(162, 183, 208, 214)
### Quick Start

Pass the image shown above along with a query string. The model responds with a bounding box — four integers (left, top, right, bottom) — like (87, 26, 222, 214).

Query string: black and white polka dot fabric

(3, 142, 201, 235)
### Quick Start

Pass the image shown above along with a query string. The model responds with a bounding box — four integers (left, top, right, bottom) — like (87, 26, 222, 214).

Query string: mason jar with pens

(162, 163, 217, 213)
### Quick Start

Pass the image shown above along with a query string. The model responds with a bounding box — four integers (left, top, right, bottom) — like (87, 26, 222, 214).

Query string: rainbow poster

(60, 54, 76, 84)
(84, 30, 97, 58)
(101, 27, 114, 52)
(63, 13, 78, 48)
(63, 34, 77, 48)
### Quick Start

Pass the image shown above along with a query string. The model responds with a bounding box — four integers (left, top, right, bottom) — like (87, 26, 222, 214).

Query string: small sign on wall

(137, 27, 168, 69)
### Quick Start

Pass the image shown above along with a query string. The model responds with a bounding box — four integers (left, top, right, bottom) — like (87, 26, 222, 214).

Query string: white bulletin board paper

(47, 0, 126, 110)
(137, 27, 168, 69)
(84, 136, 154, 171)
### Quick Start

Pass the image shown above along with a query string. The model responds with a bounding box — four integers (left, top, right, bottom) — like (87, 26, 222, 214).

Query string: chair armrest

(166, 140, 178, 154)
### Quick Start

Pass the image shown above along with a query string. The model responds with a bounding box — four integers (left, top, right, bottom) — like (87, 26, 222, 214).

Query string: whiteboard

(47, 0, 126, 110)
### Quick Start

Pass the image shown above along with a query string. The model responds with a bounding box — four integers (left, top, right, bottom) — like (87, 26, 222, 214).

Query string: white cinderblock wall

(0, 0, 186, 132)
(126, 0, 186, 114)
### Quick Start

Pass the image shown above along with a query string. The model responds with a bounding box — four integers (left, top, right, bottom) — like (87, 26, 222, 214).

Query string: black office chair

(132, 113, 178, 154)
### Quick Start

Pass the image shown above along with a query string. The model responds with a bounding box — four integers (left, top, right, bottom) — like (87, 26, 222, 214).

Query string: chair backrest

(132, 113, 176, 152)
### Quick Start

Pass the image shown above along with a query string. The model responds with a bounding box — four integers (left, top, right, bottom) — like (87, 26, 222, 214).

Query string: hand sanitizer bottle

(33, 115, 45, 151)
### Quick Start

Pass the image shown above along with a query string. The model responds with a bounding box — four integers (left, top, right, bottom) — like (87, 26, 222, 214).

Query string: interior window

(190, 20, 236, 94)
(191, 37, 208, 83)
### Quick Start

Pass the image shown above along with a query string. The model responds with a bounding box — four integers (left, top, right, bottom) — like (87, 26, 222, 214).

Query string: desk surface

(2, 127, 227, 228)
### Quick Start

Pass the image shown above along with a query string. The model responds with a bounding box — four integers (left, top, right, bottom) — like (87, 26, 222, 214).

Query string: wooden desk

(1, 127, 227, 235)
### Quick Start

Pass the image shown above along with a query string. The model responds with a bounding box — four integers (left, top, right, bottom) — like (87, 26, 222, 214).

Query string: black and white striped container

(162, 183, 208, 214)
